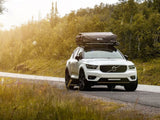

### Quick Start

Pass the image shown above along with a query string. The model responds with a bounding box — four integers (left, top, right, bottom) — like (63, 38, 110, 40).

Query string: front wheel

(124, 81, 138, 91)
(79, 71, 90, 91)
(65, 69, 74, 90)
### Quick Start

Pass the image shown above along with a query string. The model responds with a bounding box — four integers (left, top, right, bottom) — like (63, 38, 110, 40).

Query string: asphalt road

(81, 86, 160, 108)
(0, 72, 160, 108)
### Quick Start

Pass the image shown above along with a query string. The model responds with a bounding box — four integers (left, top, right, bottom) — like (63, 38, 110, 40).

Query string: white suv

(65, 46, 138, 91)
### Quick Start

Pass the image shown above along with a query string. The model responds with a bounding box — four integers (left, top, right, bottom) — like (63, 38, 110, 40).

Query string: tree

(0, 0, 4, 14)
(152, 0, 160, 12)
(50, 1, 59, 28)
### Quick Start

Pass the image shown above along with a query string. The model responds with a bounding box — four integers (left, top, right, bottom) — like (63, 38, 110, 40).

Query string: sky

(0, 0, 119, 30)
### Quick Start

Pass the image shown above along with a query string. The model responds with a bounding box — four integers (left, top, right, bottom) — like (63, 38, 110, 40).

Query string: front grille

(100, 65, 127, 73)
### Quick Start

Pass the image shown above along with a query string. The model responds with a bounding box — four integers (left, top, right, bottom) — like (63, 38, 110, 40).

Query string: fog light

(130, 76, 136, 79)
(88, 76, 96, 80)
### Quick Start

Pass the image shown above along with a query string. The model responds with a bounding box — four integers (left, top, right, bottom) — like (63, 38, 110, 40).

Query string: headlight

(86, 64, 98, 69)
(129, 65, 135, 69)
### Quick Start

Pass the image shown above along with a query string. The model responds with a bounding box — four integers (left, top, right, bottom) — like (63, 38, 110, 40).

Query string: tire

(65, 69, 74, 90)
(124, 81, 138, 91)
(79, 70, 90, 91)
(107, 85, 116, 91)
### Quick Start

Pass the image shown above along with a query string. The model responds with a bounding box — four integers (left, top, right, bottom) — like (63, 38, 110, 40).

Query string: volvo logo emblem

(111, 66, 119, 71)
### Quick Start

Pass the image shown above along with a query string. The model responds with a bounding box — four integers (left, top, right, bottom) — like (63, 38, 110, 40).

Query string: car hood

(81, 59, 134, 66)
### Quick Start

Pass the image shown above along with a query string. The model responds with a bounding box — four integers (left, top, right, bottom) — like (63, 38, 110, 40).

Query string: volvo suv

(65, 45, 138, 91)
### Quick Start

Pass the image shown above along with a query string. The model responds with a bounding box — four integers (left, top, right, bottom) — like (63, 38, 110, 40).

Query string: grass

(134, 58, 160, 85)
(154, 115, 160, 120)
(0, 78, 150, 120)
(10, 58, 66, 77)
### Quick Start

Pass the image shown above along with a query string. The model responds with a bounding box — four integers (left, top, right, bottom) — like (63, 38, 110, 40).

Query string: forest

(0, 0, 160, 71)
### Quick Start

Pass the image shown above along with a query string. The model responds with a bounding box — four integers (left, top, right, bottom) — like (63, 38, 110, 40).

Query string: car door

(73, 48, 84, 77)
(70, 47, 80, 77)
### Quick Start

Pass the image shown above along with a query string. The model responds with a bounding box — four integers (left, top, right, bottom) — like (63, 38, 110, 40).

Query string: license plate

(108, 78, 121, 81)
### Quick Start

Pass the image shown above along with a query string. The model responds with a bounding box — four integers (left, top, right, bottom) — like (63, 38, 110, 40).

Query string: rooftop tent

(76, 32, 118, 46)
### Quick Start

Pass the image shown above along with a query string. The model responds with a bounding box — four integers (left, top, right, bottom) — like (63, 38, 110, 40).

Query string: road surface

(0, 72, 160, 108)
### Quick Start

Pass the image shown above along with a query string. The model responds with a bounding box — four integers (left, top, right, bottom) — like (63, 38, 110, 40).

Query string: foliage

(0, 0, 160, 70)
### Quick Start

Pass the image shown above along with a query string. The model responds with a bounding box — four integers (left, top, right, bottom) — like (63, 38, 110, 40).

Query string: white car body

(65, 46, 138, 91)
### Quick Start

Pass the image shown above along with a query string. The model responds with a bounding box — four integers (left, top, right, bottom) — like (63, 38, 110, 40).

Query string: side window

(77, 48, 84, 59)
(72, 47, 80, 59)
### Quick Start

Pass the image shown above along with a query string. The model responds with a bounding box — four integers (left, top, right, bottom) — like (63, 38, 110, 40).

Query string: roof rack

(85, 42, 119, 46)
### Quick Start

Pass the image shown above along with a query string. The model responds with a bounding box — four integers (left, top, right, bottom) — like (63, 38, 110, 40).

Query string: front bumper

(85, 69, 137, 83)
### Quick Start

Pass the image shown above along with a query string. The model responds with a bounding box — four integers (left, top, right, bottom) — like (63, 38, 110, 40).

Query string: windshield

(84, 50, 124, 59)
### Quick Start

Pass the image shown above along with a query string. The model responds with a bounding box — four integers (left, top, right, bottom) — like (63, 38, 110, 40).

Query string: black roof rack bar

(86, 43, 114, 45)
(80, 42, 119, 46)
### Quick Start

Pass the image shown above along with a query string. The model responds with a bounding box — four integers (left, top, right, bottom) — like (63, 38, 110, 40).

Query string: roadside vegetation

(8, 57, 160, 86)
(0, 80, 151, 120)
(10, 58, 66, 77)
(134, 58, 160, 85)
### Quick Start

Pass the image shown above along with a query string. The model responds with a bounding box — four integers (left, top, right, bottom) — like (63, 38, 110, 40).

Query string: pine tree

(50, 2, 55, 28)
(0, 0, 4, 13)
(50, 1, 59, 28)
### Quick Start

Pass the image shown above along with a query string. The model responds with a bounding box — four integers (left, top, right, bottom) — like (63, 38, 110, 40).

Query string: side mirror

(124, 55, 128, 60)
(75, 56, 80, 61)
(75, 55, 82, 61)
